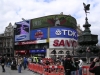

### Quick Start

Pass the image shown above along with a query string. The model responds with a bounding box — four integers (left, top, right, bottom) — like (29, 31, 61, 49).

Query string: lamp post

(13, 24, 18, 65)
(13, 24, 17, 57)
(72, 38, 75, 56)
(53, 49, 56, 62)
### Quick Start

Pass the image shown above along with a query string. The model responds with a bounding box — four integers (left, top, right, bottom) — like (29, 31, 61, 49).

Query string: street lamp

(13, 24, 17, 57)
(53, 49, 56, 61)
(72, 38, 75, 56)
(13, 24, 19, 65)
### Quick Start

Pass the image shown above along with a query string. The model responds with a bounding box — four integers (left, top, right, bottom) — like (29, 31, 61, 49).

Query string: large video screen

(30, 15, 77, 30)
(30, 28, 48, 40)
(15, 20, 30, 42)
(49, 27, 77, 40)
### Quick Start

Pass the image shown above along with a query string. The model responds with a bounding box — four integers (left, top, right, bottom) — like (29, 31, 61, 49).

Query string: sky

(0, 0, 100, 43)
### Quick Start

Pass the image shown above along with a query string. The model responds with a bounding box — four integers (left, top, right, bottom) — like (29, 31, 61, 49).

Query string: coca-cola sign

(17, 41, 36, 45)
(15, 39, 47, 45)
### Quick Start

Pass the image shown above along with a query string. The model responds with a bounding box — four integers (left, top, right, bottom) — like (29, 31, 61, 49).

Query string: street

(0, 66, 38, 75)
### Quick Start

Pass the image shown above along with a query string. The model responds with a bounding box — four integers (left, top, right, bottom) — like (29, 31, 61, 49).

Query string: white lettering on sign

(21, 41, 36, 45)
(55, 29, 77, 37)
(37, 39, 47, 43)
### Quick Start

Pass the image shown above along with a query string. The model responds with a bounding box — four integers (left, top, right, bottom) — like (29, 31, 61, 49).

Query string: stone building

(0, 23, 14, 56)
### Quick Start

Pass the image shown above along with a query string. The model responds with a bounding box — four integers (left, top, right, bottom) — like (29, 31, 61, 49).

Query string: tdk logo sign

(55, 29, 77, 37)
(16, 35, 26, 41)
(55, 29, 62, 35)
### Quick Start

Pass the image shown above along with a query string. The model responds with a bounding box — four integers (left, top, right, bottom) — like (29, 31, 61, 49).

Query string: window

(35, 45, 38, 49)
(58, 51, 64, 54)
(66, 51, 70, 55)
(51, 50, 57, 54)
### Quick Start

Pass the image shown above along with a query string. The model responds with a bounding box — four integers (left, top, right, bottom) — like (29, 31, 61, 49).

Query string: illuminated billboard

(15, 20, 30, 42)
(30, 15, 77, 30)
(49, 27, 77, 39)
(30, 28, 48, 40)
(49, 27, 78, 48)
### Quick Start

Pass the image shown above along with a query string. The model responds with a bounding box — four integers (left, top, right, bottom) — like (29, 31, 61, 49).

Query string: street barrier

(42, 58, 53, 64)
(82, 66, 94, 75)
(28, 63, 94, 75)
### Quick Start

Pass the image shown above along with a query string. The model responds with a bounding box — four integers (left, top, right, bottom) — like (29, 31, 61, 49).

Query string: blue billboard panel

(50, 27, 77, 40)
(15, 20, 30, 42)
(30, 28, 48, 40)
(29, 49, 46, 53)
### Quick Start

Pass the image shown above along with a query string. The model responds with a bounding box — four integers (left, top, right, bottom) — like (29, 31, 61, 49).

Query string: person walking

(23, 57, 28, 70)
(64, 55, 72, 75)
(11, 57, 17, 70)
(71, 57, 77, 75)
(71, 57, 80, 75)
(78, 58, 83, 75)
(18, 57, 23, 73)
(1, 56, 5, 72)
(7, 57, 12, 67)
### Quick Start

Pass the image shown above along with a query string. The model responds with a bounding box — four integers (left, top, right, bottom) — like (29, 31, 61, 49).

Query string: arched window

(51, 50, 57, 54)
(66, 51, 70, 55)
(58, 50, 64, 54)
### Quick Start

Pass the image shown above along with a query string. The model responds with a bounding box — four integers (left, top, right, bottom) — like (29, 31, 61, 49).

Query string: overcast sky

(0, 0, 100, 43)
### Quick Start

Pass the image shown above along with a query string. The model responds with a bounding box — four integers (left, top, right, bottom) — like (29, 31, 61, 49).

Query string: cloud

(0, 0, 100, 43)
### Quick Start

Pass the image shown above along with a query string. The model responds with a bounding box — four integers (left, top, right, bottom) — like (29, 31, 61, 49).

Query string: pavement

(0, 66, 38, 75)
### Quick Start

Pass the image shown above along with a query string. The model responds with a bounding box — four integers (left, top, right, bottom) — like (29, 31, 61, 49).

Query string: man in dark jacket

(1, 56, 5, 72)
(64, 55, 72, 75)
(89, 57, 100, 75)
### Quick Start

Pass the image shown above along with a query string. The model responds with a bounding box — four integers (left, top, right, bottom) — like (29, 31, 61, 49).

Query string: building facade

(0, 23, 14, 57)
(0, 14, 82, 58)
(14, 14, 82, 58)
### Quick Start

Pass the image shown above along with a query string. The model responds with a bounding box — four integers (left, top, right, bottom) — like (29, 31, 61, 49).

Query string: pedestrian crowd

(0, 56, 28, 73)
(29, 55, 84, 75)
(0, 55, 100, 75)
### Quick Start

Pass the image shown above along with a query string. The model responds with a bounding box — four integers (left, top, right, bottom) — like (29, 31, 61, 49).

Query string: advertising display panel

(15, 20, 30, 42)
(15, 39, 47, 45)
(49, 27, 77, 40)
(49, 38, 77, 49)
(29, 49, 46, 53)
(30, 28, 48, 40)
(30, 15, 77, 30)
(49, 27, 78, 48)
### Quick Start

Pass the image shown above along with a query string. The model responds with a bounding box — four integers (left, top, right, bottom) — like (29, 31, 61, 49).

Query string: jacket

(1, 57, 5, 64)
(71, 60, 80, 71)
(79, 59, 83, 68)
(89, 61, 100, 75)
(64, 59, 72, 70)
